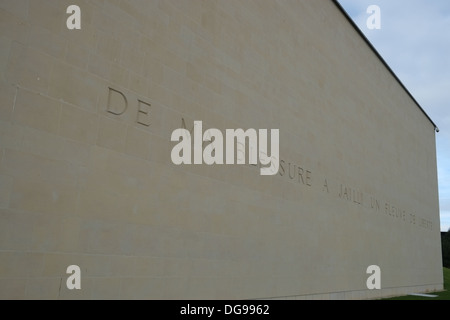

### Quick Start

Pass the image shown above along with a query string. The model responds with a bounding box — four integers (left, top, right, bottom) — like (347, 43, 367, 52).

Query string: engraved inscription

(339, 184, 363, 205)
(279, 159, 312, 187)
(323, 179, 329, 193)
(419, 218, 433, 230)
(137, 100, 151, 126)
(107, 87, 128, 115)
(106, 87, 151, 128)
(104, 87, 434, 233)
(384, 202, 407, 221)
(370, 197, 380, 212)
(321, 178, 432, 230)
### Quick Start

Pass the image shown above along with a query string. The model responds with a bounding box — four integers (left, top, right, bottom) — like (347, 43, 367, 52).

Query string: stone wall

(0, 0, 443, 299)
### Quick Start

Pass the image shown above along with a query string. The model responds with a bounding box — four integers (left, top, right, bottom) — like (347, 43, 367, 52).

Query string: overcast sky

(338, 0, 450, 232)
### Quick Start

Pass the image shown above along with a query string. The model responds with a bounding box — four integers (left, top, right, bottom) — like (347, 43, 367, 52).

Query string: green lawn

(383, 268, 450, 300)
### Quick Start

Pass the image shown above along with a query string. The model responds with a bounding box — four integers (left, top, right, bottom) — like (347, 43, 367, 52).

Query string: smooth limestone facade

(0, 0, 443, 299)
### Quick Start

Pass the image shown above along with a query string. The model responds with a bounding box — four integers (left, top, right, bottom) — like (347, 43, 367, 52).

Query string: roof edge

(331, 0, 439, 132)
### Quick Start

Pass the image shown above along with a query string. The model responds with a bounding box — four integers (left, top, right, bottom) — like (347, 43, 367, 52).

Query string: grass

(382, 267, 450, 300)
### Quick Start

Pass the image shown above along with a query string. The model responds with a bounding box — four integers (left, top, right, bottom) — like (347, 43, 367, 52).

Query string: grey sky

(338, 0, 450, 231)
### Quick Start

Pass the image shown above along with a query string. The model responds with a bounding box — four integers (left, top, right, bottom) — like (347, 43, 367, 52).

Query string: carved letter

(323, 179, 329, 193)
(137, 100, 151, 126)
(279, 159, 285, 177)
(106, 87, 128, 115)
